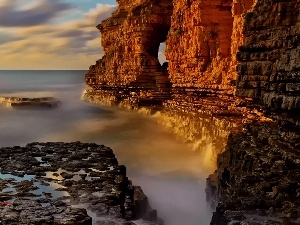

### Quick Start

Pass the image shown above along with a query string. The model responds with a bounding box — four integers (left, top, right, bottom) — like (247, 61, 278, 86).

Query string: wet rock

(61, 172, 74, 179)
(54, 207, 92, 225)
(0, 142, 161, 225)
(210, 122, 300, 224)
(0, 96, 60, 109)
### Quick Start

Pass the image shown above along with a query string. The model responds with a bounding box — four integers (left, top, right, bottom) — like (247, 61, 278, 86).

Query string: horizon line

(0, 69, 88, 71)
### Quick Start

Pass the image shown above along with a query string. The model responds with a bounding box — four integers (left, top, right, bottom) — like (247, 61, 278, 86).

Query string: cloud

(85, 4, 117, 25)
(0, 2, 117, 69)
(0, 0, 73, 27)
(0, 33, 24, 45)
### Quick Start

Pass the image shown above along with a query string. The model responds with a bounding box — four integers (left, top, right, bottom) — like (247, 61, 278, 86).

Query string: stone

(0, 142, 162, 225)
(166, 0, 255, 91)
(85, 0, 257, 95)
(85, 0, 173, 89)
(83, 0, 300, 225)
(209, 122, 300, 224)
(236, 0, 300, 111)
(0, 96, 60, 109)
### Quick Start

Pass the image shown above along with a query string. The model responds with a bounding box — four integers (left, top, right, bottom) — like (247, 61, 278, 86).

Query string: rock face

(86, 0, 257, 92)
(236, 0, 300, 111)
(166, 0, 255, 90)
(0, 142, 162, 225)
(85, 0, 173, 88)
(210, 121, 300, 224)
(0, 97, 60, 109)
(207, 1, 300, 224)
(85, 0, 300, 224)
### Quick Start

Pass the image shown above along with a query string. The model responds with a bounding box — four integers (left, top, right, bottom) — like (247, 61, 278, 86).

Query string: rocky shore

(207, 0, 300, 224)
(0, 97, 60, 109)
(0, 142, 162, 225)
(83, 0, 300, 224)
(209, 120, 300, 225)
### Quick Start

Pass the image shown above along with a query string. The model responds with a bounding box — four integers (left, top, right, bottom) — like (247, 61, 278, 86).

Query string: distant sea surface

(0, 70, 212, 225)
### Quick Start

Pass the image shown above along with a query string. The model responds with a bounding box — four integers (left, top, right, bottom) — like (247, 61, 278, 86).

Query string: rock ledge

(0, 142, 162, 225)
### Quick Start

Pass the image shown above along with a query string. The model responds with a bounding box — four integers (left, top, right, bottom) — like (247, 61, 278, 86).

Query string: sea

(0, 70, 213, 225)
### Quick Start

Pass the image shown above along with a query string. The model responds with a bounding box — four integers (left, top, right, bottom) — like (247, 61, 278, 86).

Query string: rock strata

(208, 1, 300, 224)
(236, 0, 300, 111)
(86, 0, 258, 94)
(85, 0, 300, 224)
(0, 97, 60, 109)
(0, 142, 162, 225)
(210, 121, 300, 224)
(85, 0, 173, 88)
(166, 0, 255, 90)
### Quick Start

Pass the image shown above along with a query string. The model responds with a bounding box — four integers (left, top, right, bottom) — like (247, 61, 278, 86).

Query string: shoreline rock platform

(0, 142, 162, 225)
(0, 97, 60, 109)
(83, 0, 300, 223)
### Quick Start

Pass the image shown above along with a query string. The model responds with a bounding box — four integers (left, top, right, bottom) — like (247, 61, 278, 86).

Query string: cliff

(84, 0, 261, 119)
(236, 0, 300, 112)
(85, 0, 173, 88)
(86, 0, 257, 94)
(210, 121, 300, 225)
(166, 0, 255, 91)
(209, 0, 300, 224)
(85, 0, 300, 224)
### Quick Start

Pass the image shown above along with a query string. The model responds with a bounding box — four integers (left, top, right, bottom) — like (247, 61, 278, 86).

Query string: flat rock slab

(0, 97, 60, 109)
(0, 142, 161, 225)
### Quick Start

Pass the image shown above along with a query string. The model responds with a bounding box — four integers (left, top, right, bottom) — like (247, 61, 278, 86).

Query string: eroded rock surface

(206, 1, 300, 222)
(84, 0, 300, 224)
(86, 0, 258, 93)
(0, 97, 60, 109)
(236, 0, 300, 111)
(166, 0, 255, 91)
(85, 0, 173, 88)
(210, 121, 300, 225)
(0, 142, 162, 225)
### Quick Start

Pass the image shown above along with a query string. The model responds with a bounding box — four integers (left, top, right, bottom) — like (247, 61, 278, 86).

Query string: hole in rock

(146, 24, 170, 60)
(158, 42, 167, 65)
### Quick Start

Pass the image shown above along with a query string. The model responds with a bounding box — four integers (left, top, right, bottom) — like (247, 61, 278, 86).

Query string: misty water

(0, 70, 213, 225)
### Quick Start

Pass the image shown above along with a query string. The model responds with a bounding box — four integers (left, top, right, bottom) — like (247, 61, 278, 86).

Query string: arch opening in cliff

(84, 0, 174, 89)
(146, 24, 170, 59)
(142, 22, 170, 89)
(158, 43, 167, 65)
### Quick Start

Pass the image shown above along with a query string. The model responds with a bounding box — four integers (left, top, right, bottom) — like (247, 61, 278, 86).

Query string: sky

(0, 0, 118, 70)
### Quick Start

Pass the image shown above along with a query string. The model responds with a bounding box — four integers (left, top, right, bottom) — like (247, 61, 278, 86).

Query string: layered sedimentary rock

(85, 0, 300, 224)
(0, 96, 60, 109)
(84, 0, 260, 126)
(231, 0, 257, 82)
(210, 121, 300, 224)
(236, 0, 300, 111)
(0, 142, 162, 225)
(166, 0, 255, 91)
(208, 1, 300, 224)
(86, 0, 257, 92)
(85, 0, 173, 88)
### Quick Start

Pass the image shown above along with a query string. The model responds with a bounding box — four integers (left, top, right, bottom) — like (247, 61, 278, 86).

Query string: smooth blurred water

(0, 70, 213, 225)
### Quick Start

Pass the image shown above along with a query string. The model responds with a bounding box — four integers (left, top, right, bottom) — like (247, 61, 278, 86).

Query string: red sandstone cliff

(86, 0, 256, 94)
(166, 0, 255, 91)
(85, 0, 173, 88)
(84, 2, 300, 223)
(210, 1, 300, 223)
